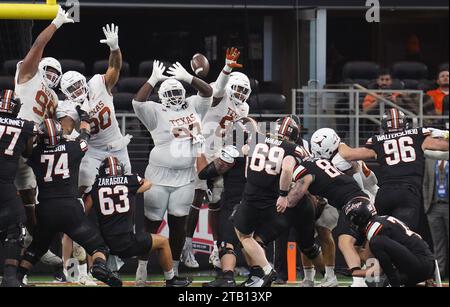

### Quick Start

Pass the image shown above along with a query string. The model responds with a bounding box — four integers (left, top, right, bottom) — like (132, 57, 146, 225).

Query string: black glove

(75, 105, 90, 123)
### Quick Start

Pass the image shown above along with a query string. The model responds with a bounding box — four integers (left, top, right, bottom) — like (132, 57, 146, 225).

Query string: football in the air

(190, 53, 210, 78)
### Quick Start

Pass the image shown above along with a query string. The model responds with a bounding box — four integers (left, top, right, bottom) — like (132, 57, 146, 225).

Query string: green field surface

(21, 274, 449, 287)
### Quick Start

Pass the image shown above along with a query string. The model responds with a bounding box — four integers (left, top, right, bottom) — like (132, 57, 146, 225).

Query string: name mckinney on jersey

(169, 113, 197, 127)
(98, 176, 129, 187)
(0, 117, 26, 128)
(375, 128, 421, 142)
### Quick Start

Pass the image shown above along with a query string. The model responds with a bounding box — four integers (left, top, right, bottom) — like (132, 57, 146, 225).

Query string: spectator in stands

(362, 69, 401, 114)
(423, 158, 449, 278)
(425, 69, 449, 115)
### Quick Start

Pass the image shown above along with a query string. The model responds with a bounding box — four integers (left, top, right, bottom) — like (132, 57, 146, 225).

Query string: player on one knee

(83, 156, 191, 287)
(183, 47, 250, 269)
(343, 201, 436, 287)
(132, 59, 213, 285)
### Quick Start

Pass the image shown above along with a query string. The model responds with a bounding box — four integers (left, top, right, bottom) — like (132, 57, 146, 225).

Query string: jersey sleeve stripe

(293, 166, 307, 181)
(366, 221, 383, 241)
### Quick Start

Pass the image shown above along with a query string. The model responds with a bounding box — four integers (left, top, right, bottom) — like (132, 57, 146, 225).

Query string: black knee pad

(168, 215, 187, 233)
(219, 243, 236, 259)
(301, 243, 322, 260)
(4, 223, 26, 260)
(208, 201, 221, 212)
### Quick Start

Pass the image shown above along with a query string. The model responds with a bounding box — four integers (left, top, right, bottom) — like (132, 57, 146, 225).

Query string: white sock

(304, 267, 316, 281)
(173, 260, 180, 276)
(325, 266, 335, 279)
(138, 260, 148, 269)
(164, 269, 175, 281)
(79, 263, 88, 277)
(185, 237, 192, 247)
(263, 264, 273, 275)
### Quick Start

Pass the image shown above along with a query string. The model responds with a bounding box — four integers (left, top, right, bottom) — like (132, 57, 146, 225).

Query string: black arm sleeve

(198, 161, 221, 180)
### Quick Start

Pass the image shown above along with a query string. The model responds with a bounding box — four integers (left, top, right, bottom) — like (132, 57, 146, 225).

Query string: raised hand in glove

(167, 62, 194, 84)
(52, 6, 75, 29)
(223, 47, 243, 73)
(100, 23, 119, 51)
(147, 60, 168, 87)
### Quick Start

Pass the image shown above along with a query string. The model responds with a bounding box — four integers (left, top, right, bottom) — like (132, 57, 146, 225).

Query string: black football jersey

(27, 139, 88, 201)
(222, 157, 246, 205)
(364, 128, 431, 189)
(0, 114, 35, 185)
(244, 133, 308, 207)
(293, 157, 367, 210)
(89, 174, 143, 236)
(365, 216, 432, 256)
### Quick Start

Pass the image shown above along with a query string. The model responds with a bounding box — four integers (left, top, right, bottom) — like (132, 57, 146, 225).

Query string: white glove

(100, 23, 119, 51)
(167, 62, 194, 84)
(428, 127, 449, 139)
(192, 134, 206, 155)
(220, 145, 239, 164)
(51, 6, 75, 29)
(147, 60, 168, 87)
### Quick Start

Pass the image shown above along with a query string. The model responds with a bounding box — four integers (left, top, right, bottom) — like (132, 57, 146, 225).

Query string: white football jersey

(83, 74, 123, 149)
(133, 95, 211, 186)
(202, 95, 249, 156)
(56, 100, 79, 122)
(14, 61, 58, 124)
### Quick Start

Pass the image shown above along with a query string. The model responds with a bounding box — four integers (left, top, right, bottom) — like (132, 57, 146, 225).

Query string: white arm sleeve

(212, 69, 230, 98)
(132, 99, 158, 131)
(424, 150, 449, 160)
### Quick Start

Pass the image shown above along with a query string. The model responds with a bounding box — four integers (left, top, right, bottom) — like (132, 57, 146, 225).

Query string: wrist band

(350, 267, 361, 273)
(279, 190, 289, 197)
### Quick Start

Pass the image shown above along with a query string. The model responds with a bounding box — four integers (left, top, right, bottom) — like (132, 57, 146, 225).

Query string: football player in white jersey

(183, 48, 251, 269)
(59, 24, 132, 195)
(310, 128, 379, 287)
(132, 60, 213, 285)
(13, 5, 73, 232)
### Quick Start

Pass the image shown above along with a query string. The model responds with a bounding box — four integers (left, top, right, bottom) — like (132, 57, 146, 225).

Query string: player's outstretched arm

(422, 135, 449, 152)
(338, 143, 376, 161)
(101, 24, 122, 93)
(212, 47, 243, 104)
(276, 156, 296, 213)
(18, 6, 74, 84)
(167, 62, 213, 98)
(134, 60, 167, 102)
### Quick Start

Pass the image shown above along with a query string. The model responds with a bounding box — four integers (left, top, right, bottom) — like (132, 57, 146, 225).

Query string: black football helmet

(275, 116, 299, 142)
(343, 197, 378, 232)
(99, 156, 125, 177)
(0, 89, 22, 117)
(381, 108, 409, 134)
(38, 119, 63, 147)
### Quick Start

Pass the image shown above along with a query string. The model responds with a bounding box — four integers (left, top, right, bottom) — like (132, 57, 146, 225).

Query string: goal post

(0, 0, 58, 20)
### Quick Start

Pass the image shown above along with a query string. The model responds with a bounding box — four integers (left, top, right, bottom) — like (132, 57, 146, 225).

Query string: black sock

(3, 264, 18, 280)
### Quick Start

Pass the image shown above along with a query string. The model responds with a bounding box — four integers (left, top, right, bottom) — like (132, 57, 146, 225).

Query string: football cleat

(316, 277, 339, 287)
(78, 274, 97, 286)
(41, 250, 63, 266)
(166, 276, 192, 287)
(135, 265, 147, 287)
(299, 279, 315, 287)
(240, 266, 265, 287)
(91, 259, 122, 287)
(203, 276, 236, 287)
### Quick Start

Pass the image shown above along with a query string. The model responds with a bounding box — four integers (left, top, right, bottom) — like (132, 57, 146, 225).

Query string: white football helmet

(158, 79, 186, 111)
(310, 128, 341, 159)
(60, 71, 89, 104)
(226, 72, 252, 105)
(39, 57, 62, 89)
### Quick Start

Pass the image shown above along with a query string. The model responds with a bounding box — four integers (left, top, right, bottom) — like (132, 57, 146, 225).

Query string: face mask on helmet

(0, 89, 22, 117)
(159, 80, 186, 111)
(61, 72, 89, 104)
(227, 73, 252, 105)
(274, 117, 299, 143)
(39, 58, 62, 89)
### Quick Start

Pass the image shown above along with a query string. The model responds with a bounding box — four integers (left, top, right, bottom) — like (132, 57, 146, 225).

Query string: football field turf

(24, 275, 449, 287)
